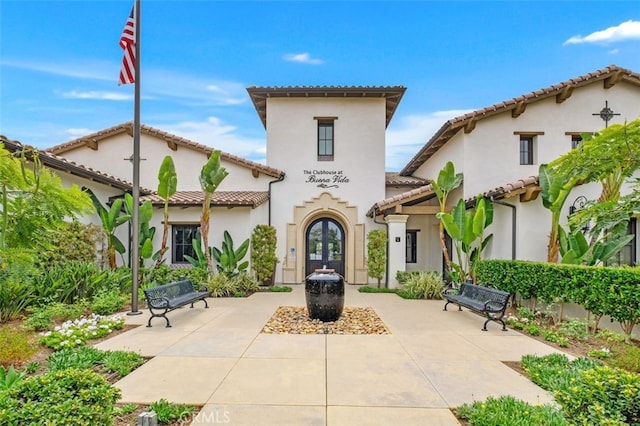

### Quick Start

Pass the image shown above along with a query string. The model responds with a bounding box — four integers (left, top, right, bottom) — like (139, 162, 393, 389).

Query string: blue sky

(1, 1, 639, 171)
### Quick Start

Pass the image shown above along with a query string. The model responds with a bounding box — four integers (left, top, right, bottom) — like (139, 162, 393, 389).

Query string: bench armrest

(442, 284, 460, 296)
(483, 300, 507, 313)
(146, 296, 171, 309)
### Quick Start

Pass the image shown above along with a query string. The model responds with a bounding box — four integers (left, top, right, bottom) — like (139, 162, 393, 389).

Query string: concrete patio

(94, 285, 568, 425)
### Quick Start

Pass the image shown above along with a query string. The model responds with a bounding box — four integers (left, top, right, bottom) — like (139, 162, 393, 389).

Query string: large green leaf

(139, 200, 153, 223)
(141, 238, 154, 259)
(200, 150, 229, 193)
(111, 235, 126, 254)
(157, 155, 177, 199)
(235, 238, 250, 260)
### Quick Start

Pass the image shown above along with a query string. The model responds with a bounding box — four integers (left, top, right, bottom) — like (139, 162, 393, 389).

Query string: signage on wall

(303, 169, 350, 188)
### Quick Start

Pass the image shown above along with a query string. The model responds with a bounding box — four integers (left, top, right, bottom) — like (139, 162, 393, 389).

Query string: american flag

(119, 4, 136, 85)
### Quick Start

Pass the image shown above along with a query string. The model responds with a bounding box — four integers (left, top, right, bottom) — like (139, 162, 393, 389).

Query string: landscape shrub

(206, 272, 258, 297)
(0, 259, 36, 322)
(149, 398, 197, 423)
(477, 260, 640, 336)
(0, 365, 25, 391)
(609, 344, 640, 373)
(0, 326, 38, 367)
(522, 353, 640, 425)
(206, 273, 235, 297)
(0, 369, 120, 425)
(31, 261, 113, 304)
(396, 270, 421, 285)
(89, 288, 127, 315)
(457, 395, 567, 426)
(24, 302, 88, 331)
(234, 272, 259, 294)
(37, 221, 105, 267)
(402, 270, 445, 299)
(145, 264, 208, 290)
(554, 365, 640, 425)
(47, 346, 144, 377)
(39, 314, 124, 350)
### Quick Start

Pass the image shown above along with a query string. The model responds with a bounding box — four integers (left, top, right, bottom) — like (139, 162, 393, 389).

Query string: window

(606, 218, 637, 267)
(406, 230, 418, 263)
(519, 136, 534, 165)
(317, 120, 334, 161)
(571, 134, 582, 149)
(172, 224, 200, 263)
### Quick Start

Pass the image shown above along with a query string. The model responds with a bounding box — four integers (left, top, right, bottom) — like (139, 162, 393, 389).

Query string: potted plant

(250, 224, 278, 286)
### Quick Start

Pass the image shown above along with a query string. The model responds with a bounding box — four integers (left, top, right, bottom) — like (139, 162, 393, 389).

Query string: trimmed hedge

(477, 260, 640, 335)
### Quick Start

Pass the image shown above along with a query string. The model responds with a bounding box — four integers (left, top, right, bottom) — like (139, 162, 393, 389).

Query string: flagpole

(129, 0, 142, 316)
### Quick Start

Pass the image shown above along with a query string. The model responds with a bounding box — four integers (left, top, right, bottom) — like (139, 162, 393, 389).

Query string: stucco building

(2, 64, 639, 286)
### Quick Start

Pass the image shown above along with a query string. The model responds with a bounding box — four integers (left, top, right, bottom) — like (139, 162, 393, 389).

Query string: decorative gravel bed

(262, 306, 391, 334)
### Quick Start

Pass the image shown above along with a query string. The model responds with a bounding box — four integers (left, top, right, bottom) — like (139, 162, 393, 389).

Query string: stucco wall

(56, 133, 273, 191)
(265, 97, 387, 283)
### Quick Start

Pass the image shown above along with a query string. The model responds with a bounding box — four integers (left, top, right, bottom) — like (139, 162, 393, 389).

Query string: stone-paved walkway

(95, 285, 568, 425)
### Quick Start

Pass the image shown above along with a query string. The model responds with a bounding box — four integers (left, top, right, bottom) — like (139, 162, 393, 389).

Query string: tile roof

(247, 86, 406, 128)
(140, 190, 269, 208)
(400, 64, 640, 176)
(367, 183, 435, 217)
(0, 135, 154, 194)
(385, 172, 429, 187)
(368, 175, 540, 217)
(46, 122, 284, 179)
(478, 176, 539, 201)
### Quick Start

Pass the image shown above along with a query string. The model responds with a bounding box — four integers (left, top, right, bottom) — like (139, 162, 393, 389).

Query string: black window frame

(519, 136, 534, 165)
(172, 224, 200, 264)
(317, 120, 334, 161)
(571, 134, 582, 149)
(605, 218, 637, 267)
(406, 230, 418, 264)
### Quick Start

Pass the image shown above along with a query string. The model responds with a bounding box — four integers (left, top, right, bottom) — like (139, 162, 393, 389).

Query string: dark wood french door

(305, 218, 345, 277)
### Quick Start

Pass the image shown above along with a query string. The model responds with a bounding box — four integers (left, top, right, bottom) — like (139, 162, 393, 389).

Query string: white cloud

(59, 90, 133, 101)
(283, 52, 324, 65)
(2, 59, 116, 81)
(385, 109, 473, 171)
(65, 128, 95, 137)
(564, 20, 640, 45)
(154, 116, 266, 162)
(147, 69, 247, 106)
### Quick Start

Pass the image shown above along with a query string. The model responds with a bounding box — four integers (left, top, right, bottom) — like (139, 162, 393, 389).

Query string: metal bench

(143, 279, 209, 327)
(443, 282, 511, 331)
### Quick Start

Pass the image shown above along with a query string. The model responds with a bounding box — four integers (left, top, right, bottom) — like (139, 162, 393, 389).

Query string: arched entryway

(305, 217, 345, 276)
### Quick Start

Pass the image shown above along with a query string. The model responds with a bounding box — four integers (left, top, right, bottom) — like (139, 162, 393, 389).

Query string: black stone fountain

(305, 268, 344, 322)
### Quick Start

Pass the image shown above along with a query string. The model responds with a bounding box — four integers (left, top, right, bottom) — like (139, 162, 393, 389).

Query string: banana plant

(212, 231, 249, 278)
(155, 155, 177, 267)
(124, 193, 156, 268)
(84, 188, 129, 269)
(432, 161, 463, 274)
(199, 150, 229, 274)
(539, 164, 581, 263)
(436, 196, 493, 283)
(559, 225, 634, 266)
(184, 235, 212, 271)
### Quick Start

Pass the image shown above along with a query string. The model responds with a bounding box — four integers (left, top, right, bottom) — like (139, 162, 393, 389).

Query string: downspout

(373, 213, 390, 288)
(491, 197, 517, 260)
(267, 173, 285, 226)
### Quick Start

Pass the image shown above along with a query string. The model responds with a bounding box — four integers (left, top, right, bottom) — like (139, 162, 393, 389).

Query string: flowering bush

(39, 314, 124, 350)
